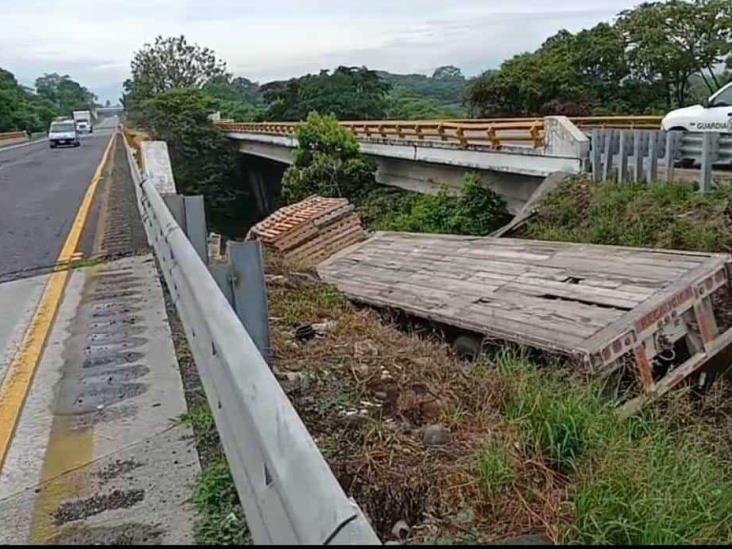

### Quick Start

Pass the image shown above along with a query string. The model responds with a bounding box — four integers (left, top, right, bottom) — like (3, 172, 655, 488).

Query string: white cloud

(0, 0, 637, 103)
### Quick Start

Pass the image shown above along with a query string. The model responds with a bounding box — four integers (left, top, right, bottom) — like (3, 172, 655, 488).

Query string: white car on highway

(662, 81, 732, 132)
(48, 120, 80, 148)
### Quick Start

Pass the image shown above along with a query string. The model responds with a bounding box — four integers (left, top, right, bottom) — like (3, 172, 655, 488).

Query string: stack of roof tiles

(246, 195, 366, 264)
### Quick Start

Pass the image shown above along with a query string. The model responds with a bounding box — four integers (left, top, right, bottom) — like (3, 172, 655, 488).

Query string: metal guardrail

(122, 131, 380, 545)
(590, 128, 730, 190)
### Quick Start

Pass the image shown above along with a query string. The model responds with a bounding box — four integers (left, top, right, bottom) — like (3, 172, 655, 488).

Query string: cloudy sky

(0, 0, 640, 104)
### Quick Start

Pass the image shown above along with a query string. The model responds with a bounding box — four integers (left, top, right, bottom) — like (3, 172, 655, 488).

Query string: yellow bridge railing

(217, 119, 545, 149)
(216, 116, 664, 151)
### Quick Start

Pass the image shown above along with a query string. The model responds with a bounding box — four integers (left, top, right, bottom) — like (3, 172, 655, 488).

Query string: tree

(126, 35, 229, 105)
(261, 66, 390, 121)
(35, 73, 96, 114)
(204, 75, 262, 121)
(432, 65, 464, 80)
(282, 112, 377, 202)
(385, 89, 464, 120)
(132, 88, 246, 232)
(378, 68, 467, 109)
(0, 68, 60, 132)
(618, 0, 732, 106)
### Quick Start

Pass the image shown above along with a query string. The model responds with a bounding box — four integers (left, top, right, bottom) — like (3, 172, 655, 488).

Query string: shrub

(378, 173, 511, 236)
(282, 112, 377, 203)
(526, 179, 732, 253)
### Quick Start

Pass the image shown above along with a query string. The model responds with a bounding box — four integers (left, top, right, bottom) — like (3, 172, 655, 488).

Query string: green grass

(572, 422, 732, 544)
(497, 351, 618, 473)
(525, 179, 732, 252)
(181, 404, 250, 545)
(474, 442, 516, 495)
(279, 284, 348, 327)
(489, 350, 732, 544)
(193, 459, 251, 545)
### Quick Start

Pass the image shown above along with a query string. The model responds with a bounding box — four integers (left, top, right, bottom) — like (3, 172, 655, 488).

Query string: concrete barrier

(0, 132, 29, 148)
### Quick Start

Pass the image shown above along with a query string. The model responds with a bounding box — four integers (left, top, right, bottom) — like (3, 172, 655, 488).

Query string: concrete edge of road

(0, 131, 117, 470)
(0, 137, 49, 155)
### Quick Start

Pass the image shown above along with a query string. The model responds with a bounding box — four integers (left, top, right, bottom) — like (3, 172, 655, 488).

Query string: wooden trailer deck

(318, 232, 732, 410)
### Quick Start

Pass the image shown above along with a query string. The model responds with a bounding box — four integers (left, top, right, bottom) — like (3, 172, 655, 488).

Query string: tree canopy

(35, 73, 96, 114)
(0, 68, 92, 133)
(124, 35, 229, 108)
(260, 66, 391, 121)
(466, 0, 732, 116)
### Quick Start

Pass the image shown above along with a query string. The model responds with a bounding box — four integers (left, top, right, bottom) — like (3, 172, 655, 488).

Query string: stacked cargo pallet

(246, 195, 366, 264)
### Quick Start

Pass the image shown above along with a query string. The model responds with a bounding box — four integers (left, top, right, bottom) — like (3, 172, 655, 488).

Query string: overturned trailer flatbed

(318, 232, 732, 412)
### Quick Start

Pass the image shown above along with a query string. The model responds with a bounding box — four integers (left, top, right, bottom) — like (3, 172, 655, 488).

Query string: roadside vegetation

(181, 404, 250, 545)
(282, 113, 511, 235)
(524, 177, 732, 253)
(0, 69, 96, 133)
(262, 254, 732, 544)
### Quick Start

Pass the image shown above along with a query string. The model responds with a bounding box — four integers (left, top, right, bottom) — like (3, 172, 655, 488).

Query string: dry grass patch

(266, 255, 567, 543)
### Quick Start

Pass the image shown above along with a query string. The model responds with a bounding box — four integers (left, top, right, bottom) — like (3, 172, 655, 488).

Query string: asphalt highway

(0, 119, 116, 280)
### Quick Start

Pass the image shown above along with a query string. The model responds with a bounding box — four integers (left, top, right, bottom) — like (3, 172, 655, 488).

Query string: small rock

(374, 391, 387, 400)
(391, 519, 410, 540)
(422, 424, 451, 446)
(420, 398, 443, 421)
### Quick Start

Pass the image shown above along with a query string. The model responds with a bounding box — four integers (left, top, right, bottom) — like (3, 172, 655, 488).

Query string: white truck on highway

(72, 110, 93, 134)
(48, 119, 80, 148)
(661, 81, 732, 132)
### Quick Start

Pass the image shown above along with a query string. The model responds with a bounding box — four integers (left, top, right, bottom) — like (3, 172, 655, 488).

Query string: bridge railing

(571, 116, 663, 129)
(217, 119, 546, 149)
(217, 116, 665, 151)
(122, 130, 380, 545)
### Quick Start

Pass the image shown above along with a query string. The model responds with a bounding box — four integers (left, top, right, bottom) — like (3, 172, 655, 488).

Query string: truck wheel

(74, 142, 81, 147)
(49, 143, 56, 149)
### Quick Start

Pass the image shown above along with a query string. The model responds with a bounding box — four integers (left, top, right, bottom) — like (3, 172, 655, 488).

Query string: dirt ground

(265, 255, 565, 544)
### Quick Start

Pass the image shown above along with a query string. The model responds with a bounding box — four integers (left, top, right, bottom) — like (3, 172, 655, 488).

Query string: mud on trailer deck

(317, 232, 732, 413)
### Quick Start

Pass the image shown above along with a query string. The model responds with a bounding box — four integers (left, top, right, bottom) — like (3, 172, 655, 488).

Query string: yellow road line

(0, 131, 117, 471)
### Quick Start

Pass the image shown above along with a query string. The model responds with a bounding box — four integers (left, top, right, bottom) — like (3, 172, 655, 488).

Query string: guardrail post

(699, 132, 718, 192)
(591, 129, 602, 181)
(184, 195, 208, 264)
(633, 130, 644, 183)
(617, 131, 628, 183)
(664, 131, 678, 183)
(229, 240, 272, 361)
(646, 131, 659, 183)
(602, 129, 613, 181)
